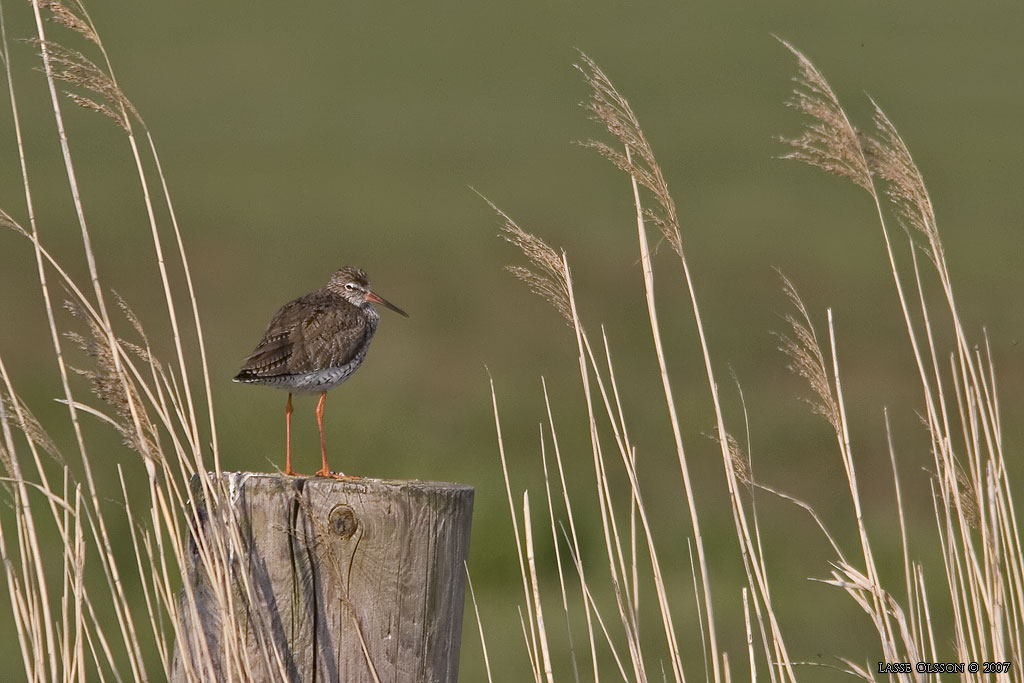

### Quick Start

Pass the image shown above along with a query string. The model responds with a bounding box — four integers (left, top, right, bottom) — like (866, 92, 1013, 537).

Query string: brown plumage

(235, 293, 371, 382)
(234, 267, 408, 476)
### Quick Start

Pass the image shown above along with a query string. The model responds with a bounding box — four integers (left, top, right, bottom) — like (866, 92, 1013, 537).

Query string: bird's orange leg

(314, 391, 355, 479)
(284, 392, 299, 476)
(314, 391, 340, 477)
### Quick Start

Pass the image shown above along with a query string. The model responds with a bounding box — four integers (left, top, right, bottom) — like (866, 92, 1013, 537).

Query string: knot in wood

(328, 504, 357, 538)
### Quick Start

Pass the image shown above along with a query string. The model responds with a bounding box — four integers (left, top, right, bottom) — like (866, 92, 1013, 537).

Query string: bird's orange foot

(284, 467, 305, 477)
(315, 467, 359, 480)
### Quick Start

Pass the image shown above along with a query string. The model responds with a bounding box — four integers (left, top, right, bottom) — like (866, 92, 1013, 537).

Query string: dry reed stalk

(466, 564, 496, 683)
(538, 416, 581, 683)
(523, 491, 556, 683)
(584, 53, 808, 683)
(486, 38, 1021, 683)
(779, 39, 1023, 680)
(581, 57, 718, 683)
(488, 50, 815, 683)
(0, 1, 266, 680)
(541, 380, 600, 680)
(489, 373, 545, 683)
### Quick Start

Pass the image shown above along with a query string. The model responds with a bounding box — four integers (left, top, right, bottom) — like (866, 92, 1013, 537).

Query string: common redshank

(233, 266, 408, 477)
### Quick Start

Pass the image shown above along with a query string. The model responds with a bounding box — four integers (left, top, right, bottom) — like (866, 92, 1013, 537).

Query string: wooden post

(170, 473, 474, 683)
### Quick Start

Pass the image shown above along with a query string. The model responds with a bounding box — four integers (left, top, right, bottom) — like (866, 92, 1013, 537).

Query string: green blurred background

(1, 0, 1022, 680)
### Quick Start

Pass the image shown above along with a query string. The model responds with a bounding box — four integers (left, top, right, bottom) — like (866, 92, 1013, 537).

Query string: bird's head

(327, 267, 409, 317)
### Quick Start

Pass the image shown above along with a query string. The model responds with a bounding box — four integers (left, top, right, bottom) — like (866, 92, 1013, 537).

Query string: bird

(233, 266, 408, 477)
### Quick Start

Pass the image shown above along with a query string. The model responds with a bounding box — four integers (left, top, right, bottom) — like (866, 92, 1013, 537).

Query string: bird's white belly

(288, 364, 360, 393)
(268, 348, 367, 393)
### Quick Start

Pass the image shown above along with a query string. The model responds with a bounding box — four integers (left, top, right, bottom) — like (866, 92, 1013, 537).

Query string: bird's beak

(366, 290, 409, 317)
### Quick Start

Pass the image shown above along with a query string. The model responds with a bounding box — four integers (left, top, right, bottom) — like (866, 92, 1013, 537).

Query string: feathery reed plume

(0, 393, 61, 465)
(0, 207, 19, 232)
(40, 0, 99, 44)
(862, 102, 941, 252)
(726, 433, 752, 489)
(488, 198, 572, 323)
(776, 38, 872, 192)
(30, 38, 136, 129)
(954, 465, 980, 530)
(775, 271, 841, 433)
(114, 291, 155, 355)
(577, 52, 682, 257)
(64, 299, 159, 459)
(705, 430, 753, 489)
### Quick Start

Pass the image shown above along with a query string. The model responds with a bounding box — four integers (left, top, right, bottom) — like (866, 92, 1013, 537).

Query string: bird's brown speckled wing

(235, 293, 368, 379)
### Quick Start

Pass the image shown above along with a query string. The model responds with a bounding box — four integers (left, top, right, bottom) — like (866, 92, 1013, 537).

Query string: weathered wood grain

(170, 473, 473, 683)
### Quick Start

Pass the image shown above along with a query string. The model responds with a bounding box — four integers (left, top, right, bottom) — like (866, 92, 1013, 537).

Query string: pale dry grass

(484, 42, 1022, 683)
(780, 39, 1022, 679)
(487, 52, 801, 683)
(1, 1, 1020, 680)
(0, 1, 296, 681)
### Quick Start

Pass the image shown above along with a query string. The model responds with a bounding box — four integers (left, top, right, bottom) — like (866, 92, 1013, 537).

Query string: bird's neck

(363, 303, 381, 331)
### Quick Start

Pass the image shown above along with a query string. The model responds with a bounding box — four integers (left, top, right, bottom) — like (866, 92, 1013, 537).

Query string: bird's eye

(344, 283, 358, 291)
